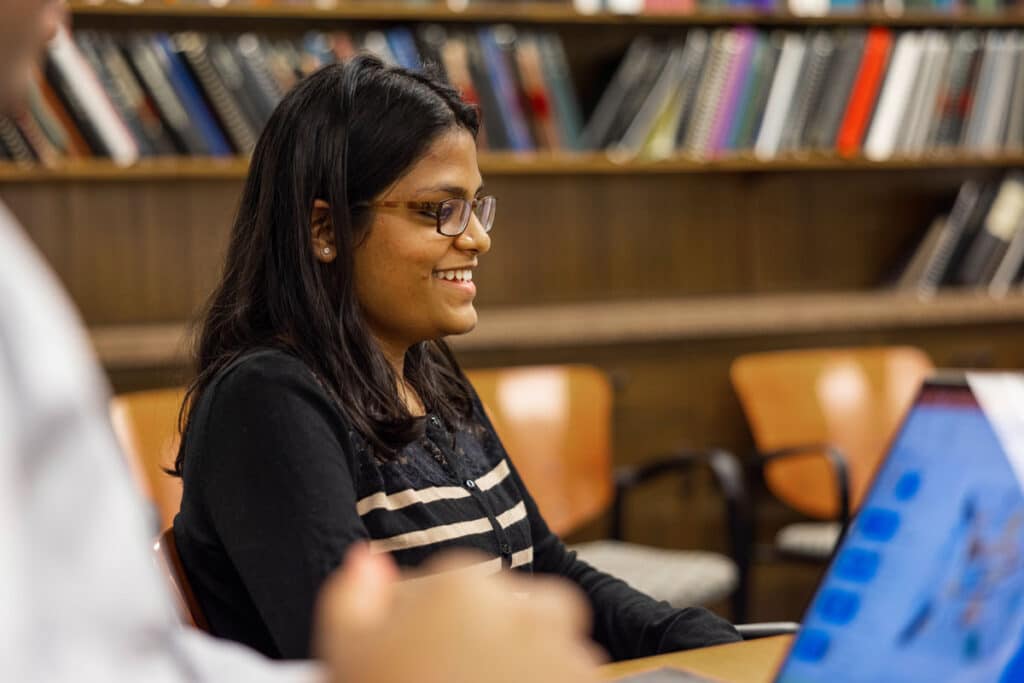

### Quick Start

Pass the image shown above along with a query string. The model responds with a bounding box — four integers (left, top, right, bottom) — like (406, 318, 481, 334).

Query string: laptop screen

(776, 381, 1024, 683)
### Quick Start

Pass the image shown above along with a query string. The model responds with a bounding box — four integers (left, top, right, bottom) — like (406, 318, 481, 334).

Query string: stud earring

(322, 247, 331, 255)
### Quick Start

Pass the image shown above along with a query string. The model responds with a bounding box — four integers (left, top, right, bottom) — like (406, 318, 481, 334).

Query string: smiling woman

(171, 56, 740, 663)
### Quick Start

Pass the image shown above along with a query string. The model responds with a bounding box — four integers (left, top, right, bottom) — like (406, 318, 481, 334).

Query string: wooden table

(602, 636, 793, 682)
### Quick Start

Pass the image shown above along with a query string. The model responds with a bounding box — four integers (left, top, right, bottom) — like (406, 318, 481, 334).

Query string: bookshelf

(3, 153, 1024, 181)
(7, 1, 1024, 619)
(67, 1, 1024, 28)
(89, 290, 1024, 369)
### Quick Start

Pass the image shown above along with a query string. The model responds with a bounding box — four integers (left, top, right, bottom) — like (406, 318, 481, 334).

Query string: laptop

(774, 373, 1024, 683)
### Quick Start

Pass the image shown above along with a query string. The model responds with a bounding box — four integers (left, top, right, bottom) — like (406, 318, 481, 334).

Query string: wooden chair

(730, 346, 934, 560)
(466, 364, 752, 621)
(154, 527, 209, 630)
(110, 387, 186, 531)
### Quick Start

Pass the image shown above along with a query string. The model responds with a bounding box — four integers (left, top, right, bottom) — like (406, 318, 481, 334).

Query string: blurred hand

(315, 545, 603, 683)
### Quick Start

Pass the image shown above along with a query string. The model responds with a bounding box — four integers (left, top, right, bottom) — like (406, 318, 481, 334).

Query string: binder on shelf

(47, 26, 139, 165)
(957, 172, 1024, 287)
(836, 26, 892, 158)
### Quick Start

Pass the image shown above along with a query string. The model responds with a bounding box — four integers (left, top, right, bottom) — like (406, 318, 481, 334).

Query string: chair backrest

(154, 527, 209, 631)
(110, 387, 186, 530)
(730, 346, 934, 520)
(465, 365, 614, 537)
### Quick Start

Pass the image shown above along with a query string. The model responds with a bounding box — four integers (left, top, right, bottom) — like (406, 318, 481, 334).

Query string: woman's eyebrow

(416, 183, 486, 198)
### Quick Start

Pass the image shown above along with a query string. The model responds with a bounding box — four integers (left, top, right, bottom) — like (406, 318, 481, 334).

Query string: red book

(645, 0, 696, 12)
(836, 27, 893, 157)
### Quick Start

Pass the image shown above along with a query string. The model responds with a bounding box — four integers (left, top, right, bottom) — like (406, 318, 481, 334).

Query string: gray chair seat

(570, 539, 738, 608)
(774, 521, 841, 560)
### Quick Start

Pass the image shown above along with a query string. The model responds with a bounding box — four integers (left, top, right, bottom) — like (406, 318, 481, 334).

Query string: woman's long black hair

(172, 56, 481, 475)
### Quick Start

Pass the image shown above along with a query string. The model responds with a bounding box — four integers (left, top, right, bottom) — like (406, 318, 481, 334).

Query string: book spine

(478, 27, 534, 152)
(178, 32, 257, 154)
(754, 32, 806, 160)
(836, 27, 893, 157)
(785, 30, 835, 152)
(0, 118, 36, 162)
(151, 33, 232, 156)
(537, 33, 585, 151)
(47, 26, 139, 165)
(958, 173, 1024, 286)
(864, 31, 923, 161)
(709, 27, 756, 156)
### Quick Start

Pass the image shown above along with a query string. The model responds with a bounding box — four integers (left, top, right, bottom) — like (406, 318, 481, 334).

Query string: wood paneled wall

(2, 167, 1004, 323)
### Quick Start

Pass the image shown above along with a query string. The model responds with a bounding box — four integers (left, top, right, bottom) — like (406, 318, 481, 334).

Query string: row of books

(5, 24, 1024, 164)
(0, 24, 586, 164)
(895, 172, 1024, 296)
(588, 27, 1024, 160)
(581, 0, 1023, 14)
(74, 0, 1024, 17)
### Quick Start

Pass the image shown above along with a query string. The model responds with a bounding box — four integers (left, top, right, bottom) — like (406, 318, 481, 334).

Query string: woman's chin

(439, 310, 479, 338)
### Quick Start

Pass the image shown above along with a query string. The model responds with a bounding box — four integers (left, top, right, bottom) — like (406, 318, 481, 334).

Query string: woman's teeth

(433, 269, 473, 282)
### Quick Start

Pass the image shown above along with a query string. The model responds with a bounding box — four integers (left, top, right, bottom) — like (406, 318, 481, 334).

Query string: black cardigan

(173, 349, 740, 660)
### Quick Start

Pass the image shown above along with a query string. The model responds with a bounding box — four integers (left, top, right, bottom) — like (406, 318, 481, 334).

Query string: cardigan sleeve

(470, 397, 741, 661)
(197, 354, 369, 659)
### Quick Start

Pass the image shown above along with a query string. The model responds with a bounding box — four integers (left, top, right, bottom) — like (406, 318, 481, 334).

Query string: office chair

(730, 346, 933, 561)
(154, 527, 209, 630)
(110, 387, 186, 530)
(466, 364, 751, 621)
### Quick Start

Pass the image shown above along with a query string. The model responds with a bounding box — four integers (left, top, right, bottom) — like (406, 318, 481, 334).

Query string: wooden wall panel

(3, 168, 988, 325)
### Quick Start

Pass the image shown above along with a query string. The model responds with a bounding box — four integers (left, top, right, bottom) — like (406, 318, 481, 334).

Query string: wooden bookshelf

(89, 291, 1024, 369)
(67, 1, 1024, 27)
(2, 152, 1023, 182)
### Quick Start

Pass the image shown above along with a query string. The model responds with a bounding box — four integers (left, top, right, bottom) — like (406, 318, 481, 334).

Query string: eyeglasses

(357, 196, 497, 237)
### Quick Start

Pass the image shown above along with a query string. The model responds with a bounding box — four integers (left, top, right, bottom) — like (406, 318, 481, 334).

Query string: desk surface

(603, 635, 793, 683)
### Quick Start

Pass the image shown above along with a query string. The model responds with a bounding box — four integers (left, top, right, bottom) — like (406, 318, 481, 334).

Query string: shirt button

(500, 543, 512, 555)
(465, 479, 476, 489)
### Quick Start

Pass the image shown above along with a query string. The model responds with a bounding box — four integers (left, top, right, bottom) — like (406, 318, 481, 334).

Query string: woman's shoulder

(206, 347, 339, 416)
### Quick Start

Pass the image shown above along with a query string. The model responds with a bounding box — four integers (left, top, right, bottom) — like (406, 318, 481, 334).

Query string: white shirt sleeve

(0, 205, 326, 683)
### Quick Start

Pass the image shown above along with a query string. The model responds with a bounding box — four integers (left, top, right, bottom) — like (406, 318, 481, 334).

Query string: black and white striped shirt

(174, 349, 739, 661)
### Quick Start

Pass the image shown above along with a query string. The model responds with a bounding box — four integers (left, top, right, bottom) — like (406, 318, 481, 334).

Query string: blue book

(386, 28, 422, 71)
(477, 27, 533, 152)
(150, 33, 232, 156)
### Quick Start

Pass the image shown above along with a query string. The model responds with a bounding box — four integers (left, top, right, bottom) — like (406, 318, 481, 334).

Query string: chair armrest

(612, 448, 751, 622)
(756, 444, 852, 543)
(735, 622, 800, 640)
(612, 448, 746, 540)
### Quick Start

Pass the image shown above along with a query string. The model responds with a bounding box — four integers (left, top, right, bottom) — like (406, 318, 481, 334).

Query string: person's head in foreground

(0, 0, 64, 114)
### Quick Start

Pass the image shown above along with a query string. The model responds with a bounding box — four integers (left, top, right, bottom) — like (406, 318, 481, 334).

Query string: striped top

(174, 349, 739, 661)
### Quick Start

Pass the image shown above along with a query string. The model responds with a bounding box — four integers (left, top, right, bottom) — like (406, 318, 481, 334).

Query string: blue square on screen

(792, 629, 830, 663)
(817, 589, 861, 625)
(858, 508, 900, 542)
(834, 548, 881, 583)
(894, 471, 922, 501)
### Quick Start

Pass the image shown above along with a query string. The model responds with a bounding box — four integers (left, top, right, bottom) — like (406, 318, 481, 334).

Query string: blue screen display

(776, 389, 1024, 683)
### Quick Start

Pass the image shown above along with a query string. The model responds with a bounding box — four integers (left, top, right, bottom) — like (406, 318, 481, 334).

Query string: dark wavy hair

(172, 56, 481, 475)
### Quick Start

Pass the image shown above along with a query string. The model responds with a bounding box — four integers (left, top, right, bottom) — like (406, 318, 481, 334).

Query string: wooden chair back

(465, 365, 614, 537)
(110, 387, 186, 530)
(154, 528, 209, 630)
(730, 347, 933, 520)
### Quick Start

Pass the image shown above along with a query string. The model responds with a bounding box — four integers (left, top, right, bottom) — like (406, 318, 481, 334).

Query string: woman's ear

(311, 199, 336, 263)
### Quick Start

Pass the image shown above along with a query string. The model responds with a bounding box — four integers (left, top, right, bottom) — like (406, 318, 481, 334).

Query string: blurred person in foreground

(0, 1, 601, 681)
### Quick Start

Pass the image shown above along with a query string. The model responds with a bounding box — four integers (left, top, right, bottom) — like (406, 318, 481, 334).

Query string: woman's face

(352, 128, 491, 354)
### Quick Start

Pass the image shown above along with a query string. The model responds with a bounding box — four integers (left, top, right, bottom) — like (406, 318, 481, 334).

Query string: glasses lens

(438, 199, 471, 236)
(474, 196, 496, 232)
